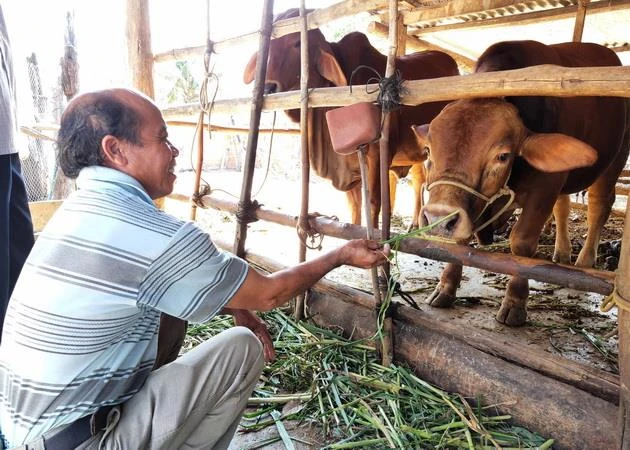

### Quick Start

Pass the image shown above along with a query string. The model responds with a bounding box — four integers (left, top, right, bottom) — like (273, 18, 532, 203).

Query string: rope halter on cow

(424, 178, 516, 235)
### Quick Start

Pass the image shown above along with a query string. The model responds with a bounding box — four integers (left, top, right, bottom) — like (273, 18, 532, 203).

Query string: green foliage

(167, 60, 200, 104)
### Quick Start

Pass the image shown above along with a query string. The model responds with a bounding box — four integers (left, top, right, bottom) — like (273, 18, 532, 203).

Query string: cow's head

(242, 9, 347, 121)
(411, 98, 597, 244)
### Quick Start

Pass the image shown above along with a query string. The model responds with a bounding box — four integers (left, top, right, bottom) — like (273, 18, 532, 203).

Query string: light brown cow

(412, 40, 629, 326)
(243, 8, 459, 227)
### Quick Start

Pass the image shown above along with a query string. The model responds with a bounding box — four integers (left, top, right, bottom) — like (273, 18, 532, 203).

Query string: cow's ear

(411, 124, 429, 142)
(411, 124, 431, 161)
(243, 52, 258, 84)
(317, 48, 347, 86)
(520, 133, 598, 173)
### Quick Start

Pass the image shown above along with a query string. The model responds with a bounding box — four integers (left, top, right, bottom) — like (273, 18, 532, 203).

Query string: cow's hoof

(426, 287, 456, 307)
(552, 251, 571, 265)
(496, 304, 527, 326)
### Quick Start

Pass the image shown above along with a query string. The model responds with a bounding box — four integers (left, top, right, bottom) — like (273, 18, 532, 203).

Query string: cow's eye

(423, 146, 430, 158)
(497, 152, 510, 162)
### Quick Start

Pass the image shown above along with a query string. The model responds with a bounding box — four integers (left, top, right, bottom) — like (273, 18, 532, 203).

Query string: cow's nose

(264, 82, 278, 94)
(421, 207, 460, 236)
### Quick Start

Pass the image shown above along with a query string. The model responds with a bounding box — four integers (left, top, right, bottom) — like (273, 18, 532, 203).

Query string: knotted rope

(236, 200, 261, 225)
(601, 286, 630, 313)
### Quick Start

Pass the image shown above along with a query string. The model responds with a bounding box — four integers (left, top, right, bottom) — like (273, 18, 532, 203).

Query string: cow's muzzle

(422, 179, 515, 237)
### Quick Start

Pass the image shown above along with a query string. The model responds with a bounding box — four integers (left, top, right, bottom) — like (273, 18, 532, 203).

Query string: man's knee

(227, 326, 264, 372)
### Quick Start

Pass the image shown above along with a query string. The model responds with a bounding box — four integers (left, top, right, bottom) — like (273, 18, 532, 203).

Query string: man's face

(120, 94, 179, 199)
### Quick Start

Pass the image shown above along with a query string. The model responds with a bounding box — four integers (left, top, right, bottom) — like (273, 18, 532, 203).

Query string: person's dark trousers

(0, 153, 34, 341)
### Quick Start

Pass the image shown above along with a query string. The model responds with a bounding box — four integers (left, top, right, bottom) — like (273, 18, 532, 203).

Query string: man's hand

(231, 309, 276, 362)
(338, 239, 390, 269)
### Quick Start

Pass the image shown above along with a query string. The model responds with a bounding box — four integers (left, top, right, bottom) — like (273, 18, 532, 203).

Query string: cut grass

(184, 311, 552, 449)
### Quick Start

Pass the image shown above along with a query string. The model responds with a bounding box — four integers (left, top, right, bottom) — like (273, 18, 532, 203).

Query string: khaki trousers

(78, 326, 264, 450)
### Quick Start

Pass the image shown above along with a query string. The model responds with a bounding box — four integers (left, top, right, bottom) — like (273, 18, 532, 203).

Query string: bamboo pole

(373, 0, 399, 367)
(153, 0, 388, 64)
(233, 0, 274, 258)
(166, 120, 299, 135)
(295, 2, 310, 321)
(161, 65, 630, 118)
(190, 112, 205, 221)
(572, 0, 590, 42)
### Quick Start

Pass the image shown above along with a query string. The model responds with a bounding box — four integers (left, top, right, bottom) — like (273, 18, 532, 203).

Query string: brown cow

(412, 40, 629, 326)
(243, 8, 459, 227)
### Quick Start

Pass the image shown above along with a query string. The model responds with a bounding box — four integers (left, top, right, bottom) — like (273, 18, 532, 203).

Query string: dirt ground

(167, 168, 624, 448)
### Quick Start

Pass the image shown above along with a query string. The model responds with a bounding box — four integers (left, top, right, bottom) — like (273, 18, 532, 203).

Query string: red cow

(243, 8, 459, 227)
(412, 40, 629, 326)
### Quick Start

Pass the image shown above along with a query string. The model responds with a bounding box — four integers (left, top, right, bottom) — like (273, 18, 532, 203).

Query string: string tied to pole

(296, 213, 339, 251)
(348, 65, 407, 113)
(191, 184, 210, 209)
(236, 199, 261, 225)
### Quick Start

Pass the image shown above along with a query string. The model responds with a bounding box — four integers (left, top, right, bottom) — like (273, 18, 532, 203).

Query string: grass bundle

(186, 311, 552, 449)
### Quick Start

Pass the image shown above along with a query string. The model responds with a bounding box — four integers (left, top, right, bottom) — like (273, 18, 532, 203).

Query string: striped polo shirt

(0, 166, 248, 447)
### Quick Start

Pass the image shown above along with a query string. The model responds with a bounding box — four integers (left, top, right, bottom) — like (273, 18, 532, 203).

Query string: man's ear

(101, 135, 127, 168)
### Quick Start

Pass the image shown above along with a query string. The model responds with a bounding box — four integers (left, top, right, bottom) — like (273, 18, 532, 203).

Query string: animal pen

(26, 0, 630, 448)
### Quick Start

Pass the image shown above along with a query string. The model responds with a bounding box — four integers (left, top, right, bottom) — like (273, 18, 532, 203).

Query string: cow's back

(475, 40, 626, 193)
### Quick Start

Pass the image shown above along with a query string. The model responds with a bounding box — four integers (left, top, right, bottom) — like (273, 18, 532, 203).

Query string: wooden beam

(166, 120, 299, 135)
(198, 193, 615, 295)
(162, 65, 630, 118)
(407, 0, 630, 35)
(402, 0, 531, 24)
(367, 21, 475, 71)
(306, 287, 617, 450)
(154, 0, 388, 64)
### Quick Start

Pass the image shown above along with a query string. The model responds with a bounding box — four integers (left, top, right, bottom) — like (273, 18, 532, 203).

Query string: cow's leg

(578, 115, 630, 267)
(408, 163, 426, 230)
(575, 176, 617, 268)
(345, 185, 362, 225)
(498, 196, 556, 326)
(388, 170, 400, 217)
(552, 194, 571, 264)
(426, 262, 463, 307)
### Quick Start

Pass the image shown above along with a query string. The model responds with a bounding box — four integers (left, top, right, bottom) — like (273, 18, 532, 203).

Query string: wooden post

(126, 0, 154, 97)
(617, 131, 630, 448)
(572, 1, 589, 42)
(126, 0, 164, 209)
(572, 0, 590, 42)
(375, 0, 400, 367)
(295, 2, 310, 320)
(233, 0, 274, 258)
